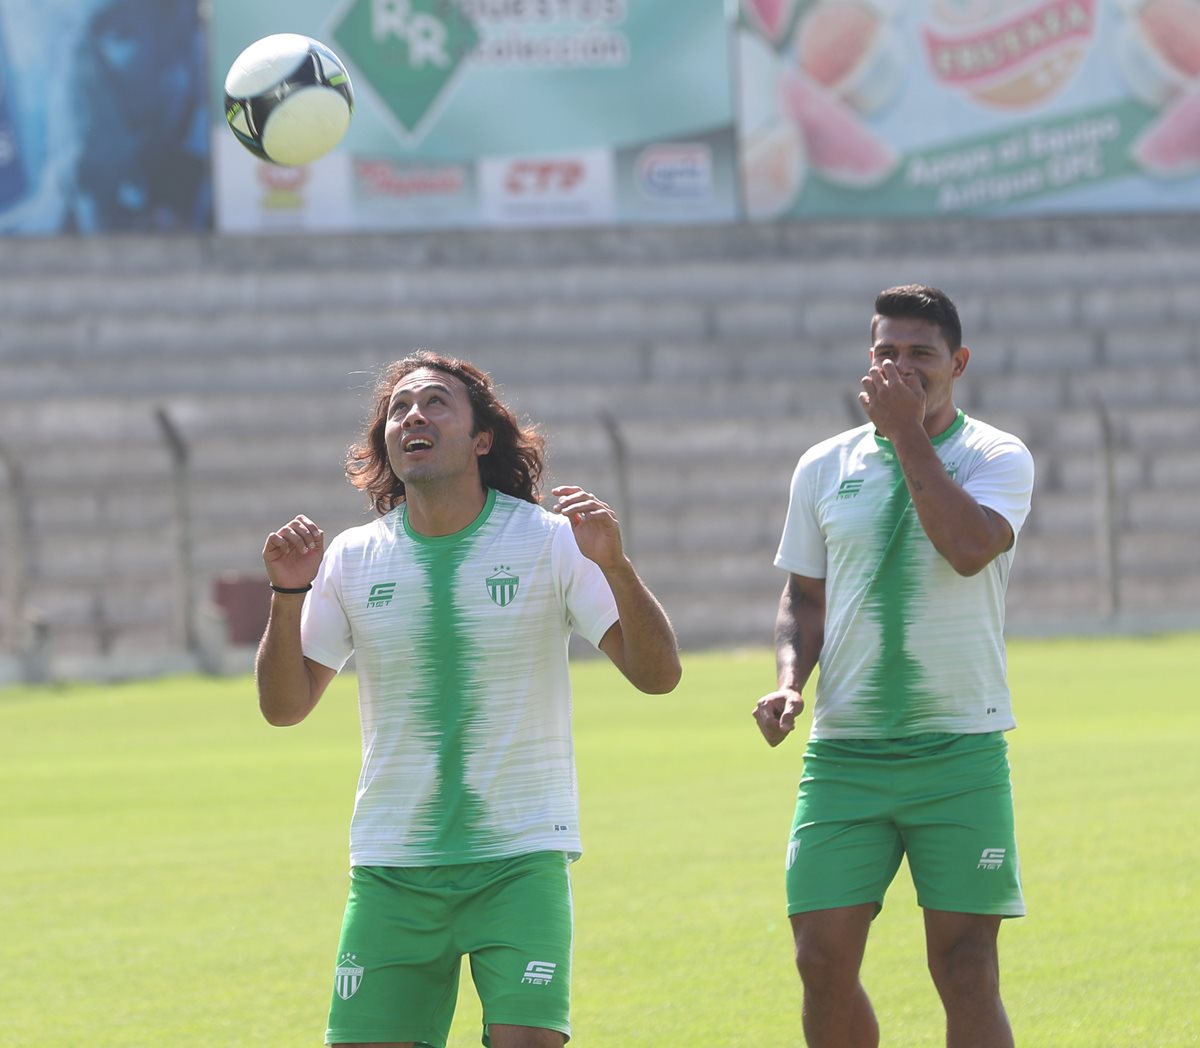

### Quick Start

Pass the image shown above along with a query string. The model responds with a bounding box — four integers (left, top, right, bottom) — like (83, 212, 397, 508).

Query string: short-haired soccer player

(753, 286, 1035, 1048)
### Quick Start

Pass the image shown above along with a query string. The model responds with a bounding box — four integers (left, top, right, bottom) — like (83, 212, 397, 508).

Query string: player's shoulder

(959, 413, 1033, 459)
(326, 509, 400, 555)
(493, 490, 560, 527)
(798, 421, 875, 468)
(490, 491, 573, 547)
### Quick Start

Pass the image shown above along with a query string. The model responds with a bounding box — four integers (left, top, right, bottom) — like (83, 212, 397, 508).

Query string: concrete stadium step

(1016, 531, 1197, 576)
(1071, 367, 1200, 410)
(1019, 491, 1093, 537)
(0, 300, 712, 357)
(4, 283, 1197, 368)
(1122, 406, 1200, 450)
(3, 214, 1199, 667)
(5, 215, 1200, 282)
(1005, 575, 1107, 617)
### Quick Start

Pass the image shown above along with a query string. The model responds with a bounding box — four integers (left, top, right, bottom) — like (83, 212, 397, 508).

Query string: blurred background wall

(0, 0, 1197, 682)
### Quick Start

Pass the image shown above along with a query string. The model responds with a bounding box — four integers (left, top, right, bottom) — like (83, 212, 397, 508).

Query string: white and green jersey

(775, 411, 1034, 740)
(301, 488, 619, 867)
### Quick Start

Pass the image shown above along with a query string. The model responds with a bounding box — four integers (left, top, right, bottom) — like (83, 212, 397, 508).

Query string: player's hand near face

(262, 514, 325, 590)
(753, 688, 805, 746)
(552, 486, 625, 569)
(859, 358, 925, 438)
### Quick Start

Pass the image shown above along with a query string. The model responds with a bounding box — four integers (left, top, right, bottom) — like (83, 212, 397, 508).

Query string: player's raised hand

(262, 514, 324, 590)
(752, 688, 805, 746)
(858, 357, 925, 437)
(552, 485, 625, 569)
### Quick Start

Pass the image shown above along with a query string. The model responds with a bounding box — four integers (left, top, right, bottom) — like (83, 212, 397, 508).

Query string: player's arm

(753, 573, 825, 746)
(553, 485, 682, 695)
(861, 358, 1012, 576)
(595, 567, 681, 695)
(886, 430, 1013, 576)
(255, 515, 337, 726)
(256, 599, 337, 726)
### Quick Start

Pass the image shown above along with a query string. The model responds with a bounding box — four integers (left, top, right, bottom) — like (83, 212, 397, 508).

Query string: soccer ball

(224, 34, 354, 166)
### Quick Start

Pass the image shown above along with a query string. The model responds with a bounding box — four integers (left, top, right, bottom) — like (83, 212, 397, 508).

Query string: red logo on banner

(256, 164, 310, 211)
(503, 160, 585, 195)
(923, 0, 1097, 107)
(355, 160, 466, 198)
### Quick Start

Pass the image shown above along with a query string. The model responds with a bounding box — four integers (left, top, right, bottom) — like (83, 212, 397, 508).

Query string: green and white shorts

(786, 732, 1025, 918)
(325, 851, 573, 1047)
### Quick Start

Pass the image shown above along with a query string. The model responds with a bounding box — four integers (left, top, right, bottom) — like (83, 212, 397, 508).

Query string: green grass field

(2, 634, 1197, 1047)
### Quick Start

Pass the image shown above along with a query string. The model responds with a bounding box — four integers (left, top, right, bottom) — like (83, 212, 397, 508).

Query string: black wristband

(269, 583, 313, 594)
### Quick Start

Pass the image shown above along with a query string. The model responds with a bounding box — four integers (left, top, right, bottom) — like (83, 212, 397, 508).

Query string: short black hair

(871, 285, 962, 351)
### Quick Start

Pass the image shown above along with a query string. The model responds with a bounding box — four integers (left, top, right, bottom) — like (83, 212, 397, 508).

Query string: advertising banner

(210, 0, 740, 233)
(737, 0, 1200, 220)
(0, 0, 210, 235)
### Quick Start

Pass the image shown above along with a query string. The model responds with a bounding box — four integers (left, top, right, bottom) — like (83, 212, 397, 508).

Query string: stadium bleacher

(1, 213, 1198, 680)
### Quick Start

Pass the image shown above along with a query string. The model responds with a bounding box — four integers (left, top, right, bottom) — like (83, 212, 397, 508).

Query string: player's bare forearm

(598, 558, 682, 694)
(255, 594, 324, 726)
(887, 426, 1013, 576)
(776, 574, 824, 694)
(256, 514, 332, 724)
(753, 574, 825, 746)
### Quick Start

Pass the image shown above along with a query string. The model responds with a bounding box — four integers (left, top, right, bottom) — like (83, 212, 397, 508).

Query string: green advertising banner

(737, 0, 1200, 220)
(210, 0, 740, 232)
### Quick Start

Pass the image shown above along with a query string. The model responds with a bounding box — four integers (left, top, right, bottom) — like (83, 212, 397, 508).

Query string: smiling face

(384, 367, 493, 490)
(870, 315, 969, 434)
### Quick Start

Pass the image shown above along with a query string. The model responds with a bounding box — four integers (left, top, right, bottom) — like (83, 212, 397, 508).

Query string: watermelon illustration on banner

(736, 0, 1200, 219)
(744, 0, 798, 41)
(737, 0, 903, 219)
(1118, 0, 1200, 177)
(1134, 83, 1200, 176)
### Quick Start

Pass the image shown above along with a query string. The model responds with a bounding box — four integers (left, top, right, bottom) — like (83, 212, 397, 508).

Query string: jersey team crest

(486, 567, 519, 607)
(335, 952, 364, 999)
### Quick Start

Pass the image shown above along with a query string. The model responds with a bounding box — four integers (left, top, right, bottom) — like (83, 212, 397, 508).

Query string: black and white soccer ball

(224, 34, 354, 166)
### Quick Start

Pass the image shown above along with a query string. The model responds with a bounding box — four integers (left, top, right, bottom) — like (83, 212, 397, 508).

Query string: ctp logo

(330, 0, 480, 140)
(480, 149, 615, 226)
(504, 160, 585, 196)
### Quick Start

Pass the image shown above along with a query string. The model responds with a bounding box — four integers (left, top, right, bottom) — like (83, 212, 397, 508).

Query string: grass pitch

(1, 634, 1197, 1046)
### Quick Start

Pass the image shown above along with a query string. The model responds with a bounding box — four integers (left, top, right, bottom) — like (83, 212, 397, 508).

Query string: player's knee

(794, 935, 860, 993)
(928, 936, 1000, 1001)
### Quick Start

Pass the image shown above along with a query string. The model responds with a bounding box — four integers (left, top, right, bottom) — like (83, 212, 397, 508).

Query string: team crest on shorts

(335, 952, 364, 999)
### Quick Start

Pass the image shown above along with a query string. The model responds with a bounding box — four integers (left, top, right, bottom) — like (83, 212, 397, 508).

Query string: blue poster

(0, 14, 25, 211)
(0, 0, 211, 235)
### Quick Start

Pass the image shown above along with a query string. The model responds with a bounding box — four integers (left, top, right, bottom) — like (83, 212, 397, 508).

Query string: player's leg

(459, 852, 573, 1047)
(790, 904, 878, 1048)
(325, 866, 462, 1048)
(923, 910, 1012, 1048)
(487, 1025, 566, 1048)
(898, 732, 1022, 1048)
(785, 740, 906, 1048)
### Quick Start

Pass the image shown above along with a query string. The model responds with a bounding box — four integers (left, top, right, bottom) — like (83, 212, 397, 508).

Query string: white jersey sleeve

(552, 521, 620, 649)
(775, 431, 857, 579)
(299, 535, 354, 673)
(958, 430, 1035, 542)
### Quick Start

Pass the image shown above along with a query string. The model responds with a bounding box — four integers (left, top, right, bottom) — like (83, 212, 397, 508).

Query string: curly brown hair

(346, 351, 545, 515)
